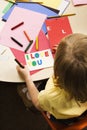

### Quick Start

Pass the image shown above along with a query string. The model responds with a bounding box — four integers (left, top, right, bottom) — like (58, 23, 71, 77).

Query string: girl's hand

(52, 44, 59, 54)
(16, 65, 31, 81)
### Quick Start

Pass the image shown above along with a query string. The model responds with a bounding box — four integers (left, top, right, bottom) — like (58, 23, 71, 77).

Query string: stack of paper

(32, 0, 70, 15)
(0, 0, 72, 73)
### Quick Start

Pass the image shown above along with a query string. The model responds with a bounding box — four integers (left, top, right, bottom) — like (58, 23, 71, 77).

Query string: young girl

(16, 33, 87, 120)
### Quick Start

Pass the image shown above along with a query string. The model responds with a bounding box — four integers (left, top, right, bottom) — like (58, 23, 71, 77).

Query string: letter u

(37, 59, 42, 65)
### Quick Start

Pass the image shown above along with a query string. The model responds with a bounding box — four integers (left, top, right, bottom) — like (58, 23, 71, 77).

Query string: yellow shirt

(38, 77, 87, 119)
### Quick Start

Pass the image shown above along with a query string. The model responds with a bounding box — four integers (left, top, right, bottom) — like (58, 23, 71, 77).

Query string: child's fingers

(52, 44, 59, 54)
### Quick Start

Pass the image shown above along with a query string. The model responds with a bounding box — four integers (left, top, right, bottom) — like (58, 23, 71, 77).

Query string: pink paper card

(0, 6, 47, 53)
(72, 0, 87, 5)
(31, 30, 50, 52)
(10, 30, 50, 75)
(45, 17, 72, 50)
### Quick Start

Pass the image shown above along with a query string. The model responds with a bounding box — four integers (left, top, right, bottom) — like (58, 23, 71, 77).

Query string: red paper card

(45, 17, 72, 50)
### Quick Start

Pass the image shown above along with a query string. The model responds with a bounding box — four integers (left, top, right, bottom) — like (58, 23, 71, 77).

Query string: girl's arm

(16, 65, 42, 111)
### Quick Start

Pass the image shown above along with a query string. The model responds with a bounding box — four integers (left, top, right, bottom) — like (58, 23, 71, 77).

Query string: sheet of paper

(7, 0, 30, 2)
(2, 2, 13, 14)
(16, 0, 30, 1)
(0, 6, 47, 53)
(45, 17, 72, 50)
(58, 0, 70, 15)
(0, 0, 9, 15)
(72, 0, 87, 5)
(31, 0, 61, 9)
(0, 45, 13, 61)
(25, 49, 54, 71)
(7, 0, 15, 2)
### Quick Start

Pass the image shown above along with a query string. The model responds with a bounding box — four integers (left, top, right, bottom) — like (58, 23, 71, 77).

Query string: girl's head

(54, 33, 87, 102)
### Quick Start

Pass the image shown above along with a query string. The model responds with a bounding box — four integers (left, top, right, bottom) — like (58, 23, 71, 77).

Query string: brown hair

(54, 33, 87, 103)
